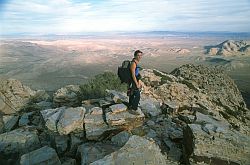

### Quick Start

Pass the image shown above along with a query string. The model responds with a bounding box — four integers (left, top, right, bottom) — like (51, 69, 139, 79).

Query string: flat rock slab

(106, 90, 128, 103)
(140, 98, 162, 117)
(20, 146, 61, 165)
(57, 107, 86, 135)
(77, 142, 119, 165)
(3, 115, 19, 131)
(106, 108, 145, 128)
(84, 107, 110, 140)
(111, 131, 131, 147)
(90, 135, 171, 165)
(41, 107, 65, 132)
(109, 104, 127, 114)
(0, 127, 40, 156)
(41, 107, 86, 135)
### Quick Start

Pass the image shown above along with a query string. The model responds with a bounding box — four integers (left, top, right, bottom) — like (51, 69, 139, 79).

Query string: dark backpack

(118, 60, 132, 84)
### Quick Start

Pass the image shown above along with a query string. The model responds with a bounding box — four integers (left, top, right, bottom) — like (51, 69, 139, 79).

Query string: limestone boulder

(106, 89, 128, 103)
(140, 98, 162, 117)
(31, 89, 50, 103)
(36, 101, 53, 110)
(0, 79, 36, 114)
(41, 106, 86, 135)
(54, 135, 70, 155)
(20, 146, 61, 165)
(41, 107, 65, 132)
(90, 135, 175, 165)
(109, 103, 127, 113)
(19, 111, 35, 126)
(111, 131, 131, 147)
(53, 85, 80, 107)
(2, 115, 19, 132)
(106, 106, 145, 130)
(84, 107, 110, 140)
(57, 107, 85, 135)
(0, 127, 40, 156)
(77, 142, 119, 165)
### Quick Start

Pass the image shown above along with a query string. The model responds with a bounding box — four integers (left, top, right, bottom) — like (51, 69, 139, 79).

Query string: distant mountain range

(1, 31, 250, 39)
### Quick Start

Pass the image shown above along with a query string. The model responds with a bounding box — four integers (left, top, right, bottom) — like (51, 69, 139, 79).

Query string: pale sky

(0, 0, 250, 35)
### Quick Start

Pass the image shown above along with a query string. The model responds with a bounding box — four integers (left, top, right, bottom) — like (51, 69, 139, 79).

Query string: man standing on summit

(128, 50, 143, 114)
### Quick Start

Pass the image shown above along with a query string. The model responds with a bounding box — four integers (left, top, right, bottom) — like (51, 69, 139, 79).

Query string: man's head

(134, 50, 143, 61)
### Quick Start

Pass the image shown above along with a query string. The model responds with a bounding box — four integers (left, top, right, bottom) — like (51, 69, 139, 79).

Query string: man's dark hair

(134, 50, 143, 57)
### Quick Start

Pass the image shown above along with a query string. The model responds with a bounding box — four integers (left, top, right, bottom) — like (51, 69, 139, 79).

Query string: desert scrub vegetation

(79, 72, 127, 100)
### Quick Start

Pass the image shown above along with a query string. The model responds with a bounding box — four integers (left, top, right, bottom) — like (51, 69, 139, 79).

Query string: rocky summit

(0, 64, 250, 165)
(206, 40, 250, 56)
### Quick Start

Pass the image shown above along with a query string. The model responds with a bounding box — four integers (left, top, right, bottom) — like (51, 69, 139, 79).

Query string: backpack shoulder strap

(131, 58, 137, 66)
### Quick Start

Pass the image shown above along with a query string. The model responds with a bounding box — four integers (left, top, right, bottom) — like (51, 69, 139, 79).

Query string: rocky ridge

(206, 40, 250, 56)
(0, 64, 250, 165)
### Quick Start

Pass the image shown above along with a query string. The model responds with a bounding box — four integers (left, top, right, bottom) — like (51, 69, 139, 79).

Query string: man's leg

(128, 93, 133, 109)
(131, 89, 140, 110)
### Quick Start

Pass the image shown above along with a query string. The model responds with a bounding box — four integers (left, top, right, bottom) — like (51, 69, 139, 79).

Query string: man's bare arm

(130, 62, 140, 88)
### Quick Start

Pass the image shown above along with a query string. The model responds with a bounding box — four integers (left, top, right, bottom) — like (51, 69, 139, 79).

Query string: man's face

(137, 53, 143, 61)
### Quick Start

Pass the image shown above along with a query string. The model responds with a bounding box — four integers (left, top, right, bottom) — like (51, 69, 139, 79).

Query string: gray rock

(55, 135, 69, 154)
(41, 107, 65, 132)
(69, 134, 82, 154)
(41, 107, 86, 135)
(111, 131, 131, 147)
(163, 138, 182, 162)
(98, 99, 112, 107)
(130, 125, 149, 137)
(0, 79, 36, 114)
(32, 90, 50, 102)
(106, 108, 145, 127)
(169, 129, 183, 140)
(3, 115, 19, 131)
(19, 112, 35, 126)
(140, 98, 161, 117)
(20, 146, 61, 165)
(84, 107, 110, 140)
(106, 89, 128, 103)
(195, 112, 230, 131)
(36, 101, 53, 110)
(184, 124, 250, 165)
(178, 114, 195, 124)
(146, 129, 157, 139)
(77, 142, 118, 165)
(202, 123, 216, 134)
(162, 101, 179, 114)
(109, 104, 127, 113)
(89, 107, 103, 115)
(0, 127, 40, 156)
(53, 85, 80, 107)
(57, 107, 85, 135)
(90, 135, 168, 165)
